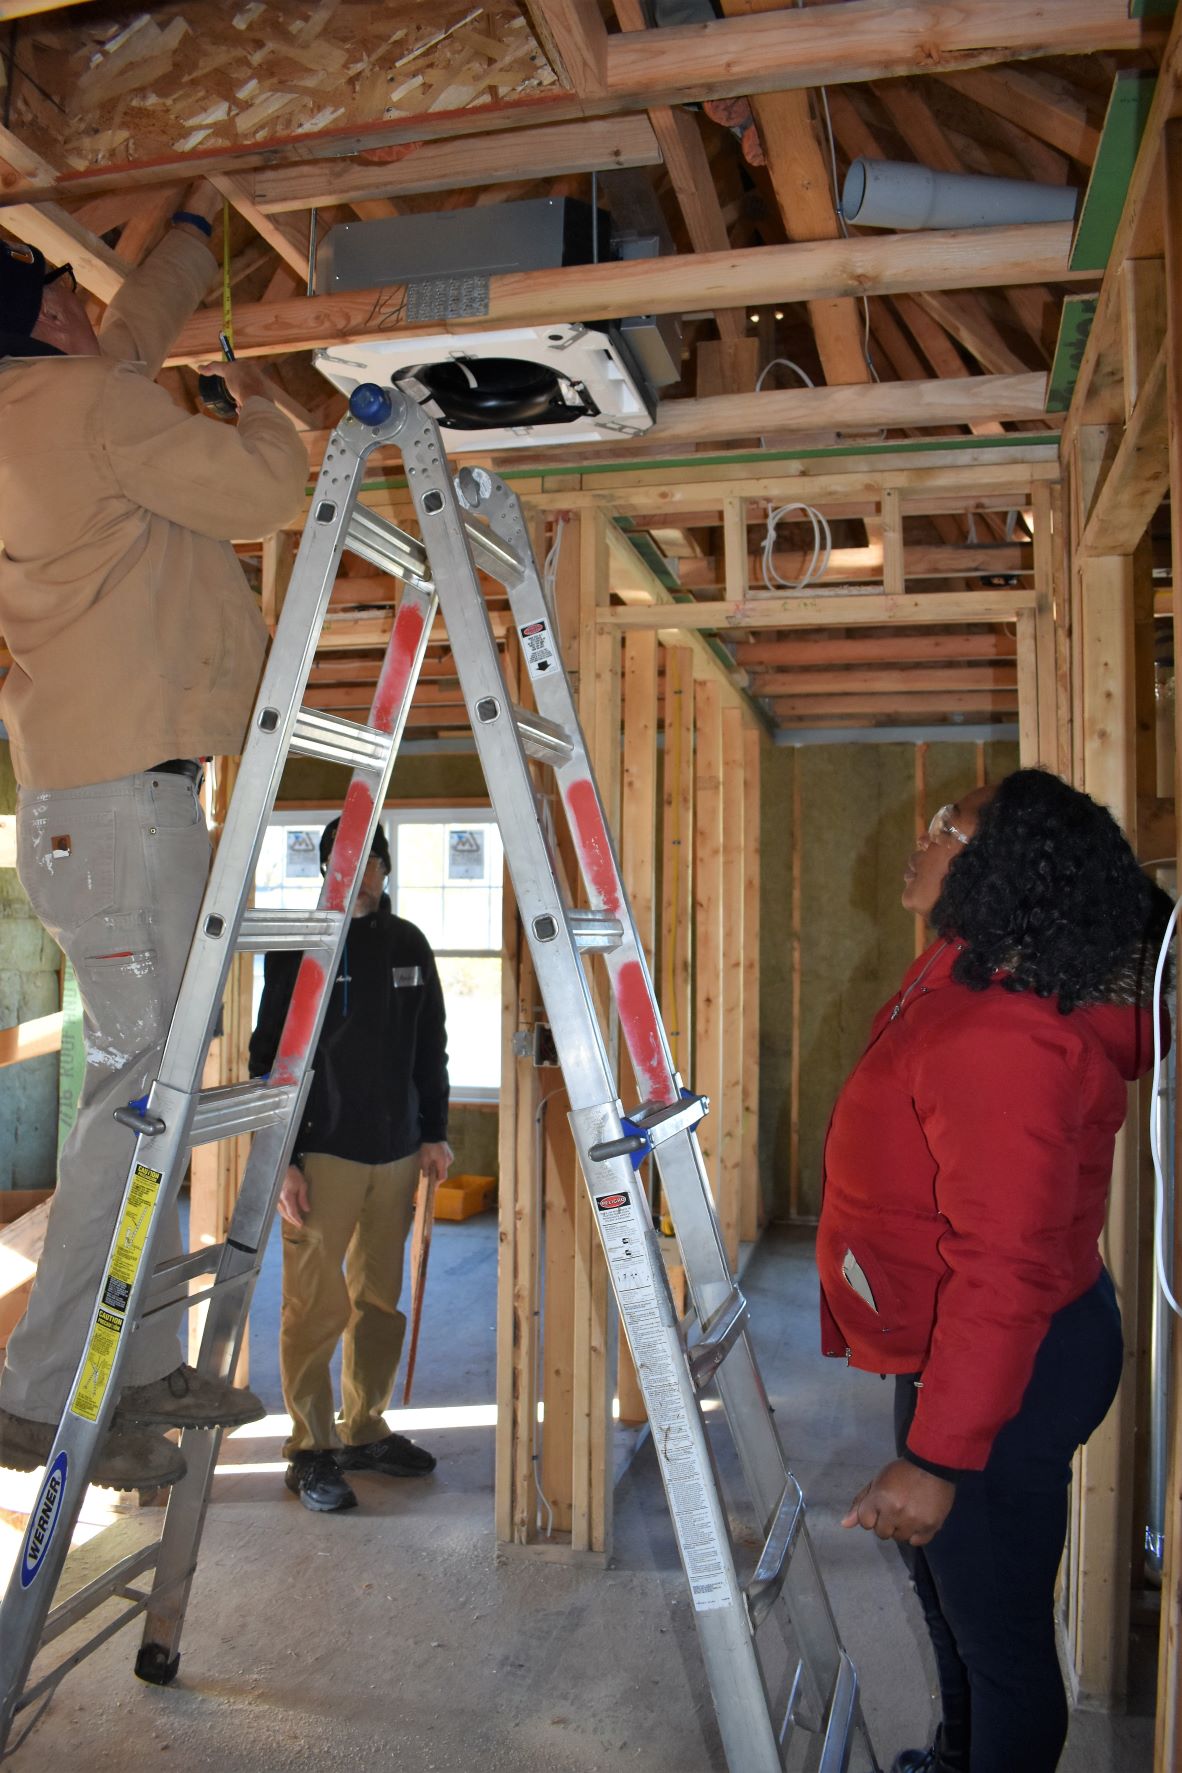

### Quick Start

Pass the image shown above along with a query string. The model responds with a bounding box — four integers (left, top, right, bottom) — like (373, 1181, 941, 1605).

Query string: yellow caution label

(69, 1165, 162, 1422)
(108, 1165, 162, 1289)
(70, 1309, 125, 1422)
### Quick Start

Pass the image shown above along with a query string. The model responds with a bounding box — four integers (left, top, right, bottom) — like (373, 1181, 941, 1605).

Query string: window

(388, 810, 503, 1101)
(251, 808, 503, 1100)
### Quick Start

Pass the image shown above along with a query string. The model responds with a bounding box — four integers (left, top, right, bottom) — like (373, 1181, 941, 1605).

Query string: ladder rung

(346, 506, 431, 582)
(687, 1287, 748, 1388)
(745, 1476, 805, 1632)
(569, 910, 625, 953)
(42, 1544, 159, 1648)
(512, 706, 574, 766)
(190, 1081, 300, 1145)
(237, 908, 344, 952)
(289, 707, 394, 771)
(818, 1654, 859, 1773)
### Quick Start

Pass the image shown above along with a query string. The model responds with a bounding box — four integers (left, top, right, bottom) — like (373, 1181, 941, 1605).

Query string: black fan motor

(399, 356, 598, 430)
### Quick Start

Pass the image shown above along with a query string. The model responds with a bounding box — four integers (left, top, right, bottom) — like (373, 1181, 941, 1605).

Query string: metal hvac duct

(841, 158, 1078, 231)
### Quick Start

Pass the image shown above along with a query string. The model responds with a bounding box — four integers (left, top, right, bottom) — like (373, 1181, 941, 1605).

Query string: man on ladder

(0, 180, 308, 1491)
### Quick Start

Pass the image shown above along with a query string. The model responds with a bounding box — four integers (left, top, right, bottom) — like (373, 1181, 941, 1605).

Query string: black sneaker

(891, 1738, 966, 1773)
(337, 1431, 436, 1477)
(284, 1451, 357, 1513)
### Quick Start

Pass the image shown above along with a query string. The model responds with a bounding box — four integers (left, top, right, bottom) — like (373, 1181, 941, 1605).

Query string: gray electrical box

(316, 197, 608, 295)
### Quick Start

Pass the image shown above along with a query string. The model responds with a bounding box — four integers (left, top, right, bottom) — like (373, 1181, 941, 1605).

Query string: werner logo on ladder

(0, 384, 879, 1773)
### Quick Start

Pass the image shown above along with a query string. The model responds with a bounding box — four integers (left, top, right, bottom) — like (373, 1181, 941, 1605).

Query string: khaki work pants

(280, 1150, 420, 1457)
(2, 771, 209, 1423)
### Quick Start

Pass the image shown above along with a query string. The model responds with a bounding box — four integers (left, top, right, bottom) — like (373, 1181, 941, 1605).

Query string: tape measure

(198, 200, 237, 416)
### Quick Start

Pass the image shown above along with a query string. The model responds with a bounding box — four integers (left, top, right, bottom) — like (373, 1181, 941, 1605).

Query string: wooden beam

(740, 722, 762, 1243)
(770, 690, 1016, 717)
(604, 3, 1155, 110)
(252, 116, 660, 213)
(737, 632, 1017, 666)
(0, 200, 127, 302)
(212, 174, 310, 279)
(912, 291, 1033, 379)
(680, 541, 1031, 589)
(524, 1, 608, 96)
(693, 677, 724, 1193)
(165, 226, 1090, 363)
(719, 701, 745, 1265)
(753, 666, 1015, 696)
(600, 587, 1036, 630)
(1064, 5, 1182, 454)
(940, 68, 1103, 165)
(0, 1010, 63, 1069)
(1081, 341, 1169, 556)
(642, 104, 748, 348)
(660, 646, 694, 1080)
(721, 0, 871, 390)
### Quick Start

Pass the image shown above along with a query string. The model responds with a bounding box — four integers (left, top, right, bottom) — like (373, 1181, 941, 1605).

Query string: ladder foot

(135, 1643, 180, 1686)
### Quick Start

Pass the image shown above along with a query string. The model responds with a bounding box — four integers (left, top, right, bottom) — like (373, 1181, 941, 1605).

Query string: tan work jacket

(0, 229, 308, 789)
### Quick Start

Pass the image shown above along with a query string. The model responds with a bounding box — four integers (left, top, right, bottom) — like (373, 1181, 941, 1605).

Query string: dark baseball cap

(0, 240, 54, 336)
(319, 817, 392, 876)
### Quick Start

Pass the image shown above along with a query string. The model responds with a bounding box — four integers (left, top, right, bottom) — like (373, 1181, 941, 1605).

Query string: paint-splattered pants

(1, 770, 210, 1423)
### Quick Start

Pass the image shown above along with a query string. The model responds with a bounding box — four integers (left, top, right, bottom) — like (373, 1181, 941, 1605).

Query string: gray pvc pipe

(841, 158, 1078, 230)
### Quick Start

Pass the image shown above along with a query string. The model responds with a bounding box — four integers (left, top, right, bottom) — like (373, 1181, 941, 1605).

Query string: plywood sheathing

(3, 2, 558, 173)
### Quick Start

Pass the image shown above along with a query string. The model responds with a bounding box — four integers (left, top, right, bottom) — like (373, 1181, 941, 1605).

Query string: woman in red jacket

(817, 768, 1169, 1773)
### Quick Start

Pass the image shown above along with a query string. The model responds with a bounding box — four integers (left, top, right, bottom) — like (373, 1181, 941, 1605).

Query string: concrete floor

(4, 1223, 1155, 1771)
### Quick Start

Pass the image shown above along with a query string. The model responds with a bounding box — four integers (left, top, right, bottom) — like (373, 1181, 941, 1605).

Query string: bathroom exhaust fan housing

(312, 199, 680, 453)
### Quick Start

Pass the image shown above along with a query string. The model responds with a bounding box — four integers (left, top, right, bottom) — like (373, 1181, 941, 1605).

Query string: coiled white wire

(758, 501, 832, 593)
(1150, 895, 1182, 1318)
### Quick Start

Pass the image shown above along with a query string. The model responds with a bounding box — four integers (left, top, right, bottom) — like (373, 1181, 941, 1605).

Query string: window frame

(253, 802, 504, 1105)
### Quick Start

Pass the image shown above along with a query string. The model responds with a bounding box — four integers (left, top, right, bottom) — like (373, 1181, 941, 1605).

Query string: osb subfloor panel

(3, 1226, 1154, 1771)
(6, 2, 558, 173)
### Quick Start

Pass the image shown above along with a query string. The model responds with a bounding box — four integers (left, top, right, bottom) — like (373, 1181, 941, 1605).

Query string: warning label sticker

(596, 1189, 732, 1613)
(69, 1165, 162, 1423)
(71, 1309, 126, 1422)
(519, 617, 557, 680)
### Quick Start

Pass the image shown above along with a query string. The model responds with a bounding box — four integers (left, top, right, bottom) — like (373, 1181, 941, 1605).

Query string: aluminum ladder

(0, 385, 879, 1773)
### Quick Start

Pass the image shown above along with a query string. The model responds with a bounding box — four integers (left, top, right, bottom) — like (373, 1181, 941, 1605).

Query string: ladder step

(745, 1476, 805, 1632)
(190, 1081, 301, 1145)
(42, 1544, 159, 1650)
(687, 1287, 749, 1388)
(569, 910, 625, 953)
(289, 707, 395, 771)
(345, 506, 431, 583)
(237, 908, 344, 952)
(818, 1654, 859, 1773)
(512, 706, 574, 766)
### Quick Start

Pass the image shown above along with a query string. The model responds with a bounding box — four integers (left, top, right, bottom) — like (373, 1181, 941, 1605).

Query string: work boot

(116, 1364, 265, 1430)
(336, 1430, 436, 1477)
(0, 1407, 186, 1491)
(285, 1451, 357, 1513)
(891, 1728, 967, 1773)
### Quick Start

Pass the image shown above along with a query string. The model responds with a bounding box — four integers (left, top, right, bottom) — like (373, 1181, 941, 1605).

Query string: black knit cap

(0, 240, 50, 336)
(319, 817, 392, 876)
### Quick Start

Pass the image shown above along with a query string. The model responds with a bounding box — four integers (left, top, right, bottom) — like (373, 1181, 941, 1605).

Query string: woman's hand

(842, 1458, 955, 1546)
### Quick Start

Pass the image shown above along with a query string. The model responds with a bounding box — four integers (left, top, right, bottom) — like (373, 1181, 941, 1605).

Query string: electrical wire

(1149, 895, 1182, 1319)
(757, 501, 832, 594)
(756, 357, 814, 392)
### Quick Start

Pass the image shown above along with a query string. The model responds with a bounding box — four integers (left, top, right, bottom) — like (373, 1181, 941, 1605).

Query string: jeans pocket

(16, 802, 117, 941)
(78, 945, 165, 1064)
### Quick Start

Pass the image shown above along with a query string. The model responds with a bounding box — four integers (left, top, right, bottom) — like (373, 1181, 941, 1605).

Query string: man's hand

(177, 179, 222, 229)
(841, 1458, 955, 1547)
(420, 1142, 453, 1185)
(277, 1163, 310, 1228)
(197, 358, 273, 408)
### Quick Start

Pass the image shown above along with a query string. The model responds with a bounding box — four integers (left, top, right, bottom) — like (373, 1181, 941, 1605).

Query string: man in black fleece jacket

(249, 818, 451, 1513)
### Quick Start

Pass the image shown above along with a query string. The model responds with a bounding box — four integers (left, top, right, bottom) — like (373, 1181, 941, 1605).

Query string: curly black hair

(932, 768, 1173, 1012)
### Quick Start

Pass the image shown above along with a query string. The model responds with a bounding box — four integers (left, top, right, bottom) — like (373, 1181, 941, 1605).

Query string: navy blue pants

(893, 1272, 1124, 1773)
